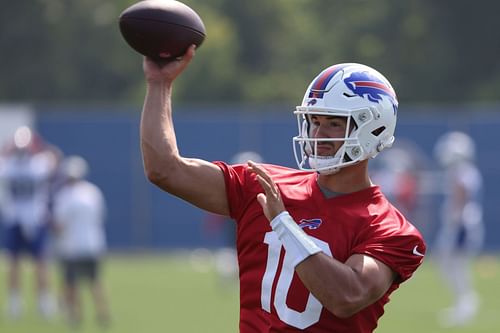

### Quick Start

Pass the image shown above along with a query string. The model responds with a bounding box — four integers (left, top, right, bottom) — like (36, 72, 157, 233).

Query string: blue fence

(31, 104, 500, 252)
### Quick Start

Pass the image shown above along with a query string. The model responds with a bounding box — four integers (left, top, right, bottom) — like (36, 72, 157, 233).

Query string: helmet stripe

(308, 65, 348, 98)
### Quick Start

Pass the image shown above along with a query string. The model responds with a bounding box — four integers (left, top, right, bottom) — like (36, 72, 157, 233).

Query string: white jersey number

(261, 231, 332, 329)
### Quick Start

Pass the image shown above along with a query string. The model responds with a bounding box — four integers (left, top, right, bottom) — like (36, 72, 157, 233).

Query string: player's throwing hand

(142, 45, 196, 84)
(247, 160, 285, 221)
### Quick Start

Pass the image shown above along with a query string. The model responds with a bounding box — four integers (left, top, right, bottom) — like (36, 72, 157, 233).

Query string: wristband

(270, 211, 323, 267)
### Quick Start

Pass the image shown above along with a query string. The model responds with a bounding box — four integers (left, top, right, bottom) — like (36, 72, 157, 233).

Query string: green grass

(0, 252, 498, 333)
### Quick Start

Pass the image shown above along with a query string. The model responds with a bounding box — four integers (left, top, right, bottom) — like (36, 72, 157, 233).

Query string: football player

(52, 155, 110, 327)
(139, 45, 426, 332)
(0, 126, 60, 319)
(433, 131, 484, 327)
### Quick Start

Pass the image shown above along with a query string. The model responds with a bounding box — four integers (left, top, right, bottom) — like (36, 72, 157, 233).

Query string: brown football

(119, 0, 206, 61)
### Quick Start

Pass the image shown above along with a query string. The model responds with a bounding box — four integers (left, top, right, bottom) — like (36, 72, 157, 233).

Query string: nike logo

(412, 245, 425, 257)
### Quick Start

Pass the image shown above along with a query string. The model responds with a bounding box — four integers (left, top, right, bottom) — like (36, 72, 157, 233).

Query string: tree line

(1, 0, 499, 110)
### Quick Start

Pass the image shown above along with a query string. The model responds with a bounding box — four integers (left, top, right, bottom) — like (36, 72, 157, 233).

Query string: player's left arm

(248, 161, 397, 318)
(295, 252, 396, 318)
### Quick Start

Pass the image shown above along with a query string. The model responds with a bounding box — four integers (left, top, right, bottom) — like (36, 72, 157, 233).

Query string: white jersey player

(0, 126, 59, 319)
(53, 156, 106, 259)
(0, 141, 55, 236)
(433, 131, 484, 327)
(52, 155, 110, 327)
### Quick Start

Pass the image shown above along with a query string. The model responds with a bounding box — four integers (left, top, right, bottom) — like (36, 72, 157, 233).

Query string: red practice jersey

(215, 162, 426, 333)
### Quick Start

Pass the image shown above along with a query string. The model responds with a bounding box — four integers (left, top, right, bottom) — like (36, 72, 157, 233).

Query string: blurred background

(0, 0, 499, 332)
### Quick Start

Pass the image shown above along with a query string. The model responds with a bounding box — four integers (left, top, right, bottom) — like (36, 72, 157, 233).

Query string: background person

(52, 155, 110, 327)
(433, 131, 484, 327)
(370, 141, 420, 222)
(0, 126, 60, 319)
(140, 48, 426, 332)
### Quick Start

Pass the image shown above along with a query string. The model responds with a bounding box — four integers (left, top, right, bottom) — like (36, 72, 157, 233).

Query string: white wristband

(270, 211, 323, 267)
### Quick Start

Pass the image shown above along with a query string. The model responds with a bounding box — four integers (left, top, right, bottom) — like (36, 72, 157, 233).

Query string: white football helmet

(293, 63, 399, 174)
(434, 131, 475, 167)
(62, 155, 89, 179)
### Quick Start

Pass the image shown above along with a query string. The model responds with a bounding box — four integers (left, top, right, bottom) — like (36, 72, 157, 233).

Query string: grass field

(0, 252, 498, 333)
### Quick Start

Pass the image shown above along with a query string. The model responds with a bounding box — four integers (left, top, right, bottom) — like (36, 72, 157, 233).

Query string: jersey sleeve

(352, 217, 426, 283)
(52, 189, 69, 227)
(213, 161, 259, 221)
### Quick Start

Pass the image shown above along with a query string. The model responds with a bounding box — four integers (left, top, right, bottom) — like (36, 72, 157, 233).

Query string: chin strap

(308, 155, 341, 175)
(270, 211, 323, 267)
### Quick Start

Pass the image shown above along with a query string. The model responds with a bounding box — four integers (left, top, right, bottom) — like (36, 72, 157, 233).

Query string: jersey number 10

(261, 232, 332, 329)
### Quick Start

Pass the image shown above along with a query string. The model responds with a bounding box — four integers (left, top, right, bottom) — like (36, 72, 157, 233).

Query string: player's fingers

(177, 44, 196, 67)
(256, 193, 273, 221)
(255, 171, 278, 198)
(256, 175, 274, 197)
(248, 160, 269, 180)
(156, 45, 194, 77)
(256, 193, 267, 208)
(248, 161, 278, 195)
(185, 44, 197, 57)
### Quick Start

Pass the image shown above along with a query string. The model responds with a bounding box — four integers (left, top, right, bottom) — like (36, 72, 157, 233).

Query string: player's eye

(329, 120, 345, 128)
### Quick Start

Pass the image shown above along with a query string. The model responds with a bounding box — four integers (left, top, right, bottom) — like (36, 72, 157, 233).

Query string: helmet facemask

(300, 112, 352, 174)
(293, 63, 398, 175)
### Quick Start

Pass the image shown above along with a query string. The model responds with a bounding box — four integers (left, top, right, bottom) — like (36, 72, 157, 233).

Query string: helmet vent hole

(371, 126, 386, 137)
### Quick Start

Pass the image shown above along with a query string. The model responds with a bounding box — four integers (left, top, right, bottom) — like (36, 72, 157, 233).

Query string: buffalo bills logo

(343, 71, 398, 113)
(298, 218, 322, 230)
(307, 99, 317, 106)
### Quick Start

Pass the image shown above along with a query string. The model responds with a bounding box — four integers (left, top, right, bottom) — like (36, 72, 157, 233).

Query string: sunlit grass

(0, 252, 498, 333)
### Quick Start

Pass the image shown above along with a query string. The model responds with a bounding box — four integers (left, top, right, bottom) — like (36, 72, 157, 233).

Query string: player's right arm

(140, 46, 230, 216)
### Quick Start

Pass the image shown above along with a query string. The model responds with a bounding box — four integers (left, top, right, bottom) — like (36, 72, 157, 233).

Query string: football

(119, 0, 206, 61)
